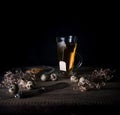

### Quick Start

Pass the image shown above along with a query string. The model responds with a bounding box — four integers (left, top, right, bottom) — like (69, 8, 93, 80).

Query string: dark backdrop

(0, 11, 119, 73)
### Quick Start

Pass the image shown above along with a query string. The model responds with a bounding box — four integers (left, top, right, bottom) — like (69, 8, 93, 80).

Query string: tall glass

(56, 35, 82, 77)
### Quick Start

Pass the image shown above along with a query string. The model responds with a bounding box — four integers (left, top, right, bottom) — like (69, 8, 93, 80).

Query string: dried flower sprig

(71, 68, 114, 92)
(0, 69, 36, 90)
(0, 67, 57, 94)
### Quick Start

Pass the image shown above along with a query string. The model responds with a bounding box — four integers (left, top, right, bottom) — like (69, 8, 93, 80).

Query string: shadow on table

(19, 82, 69, 98)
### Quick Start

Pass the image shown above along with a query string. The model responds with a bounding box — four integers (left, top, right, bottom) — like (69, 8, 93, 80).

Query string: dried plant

(0, 69, 36, 90)
(0, 67, 115, 94)
(72, 68, 114, 92)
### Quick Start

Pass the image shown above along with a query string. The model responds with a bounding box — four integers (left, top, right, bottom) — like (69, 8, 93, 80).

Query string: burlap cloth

(0, 67, 120, 114)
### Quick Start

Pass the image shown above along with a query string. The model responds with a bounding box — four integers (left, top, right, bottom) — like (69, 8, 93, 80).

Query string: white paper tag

(59, 61, 66, 71)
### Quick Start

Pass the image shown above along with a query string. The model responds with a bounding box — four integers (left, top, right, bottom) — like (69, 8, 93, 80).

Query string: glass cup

(56, 35, 83, 77)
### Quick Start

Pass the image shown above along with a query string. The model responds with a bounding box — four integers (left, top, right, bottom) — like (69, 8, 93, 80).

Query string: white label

(59, 61, 66, 71)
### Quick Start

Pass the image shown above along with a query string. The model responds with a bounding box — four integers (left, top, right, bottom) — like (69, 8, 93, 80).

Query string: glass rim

(56, 35, 78, 42)
(56, 35, 77, 38)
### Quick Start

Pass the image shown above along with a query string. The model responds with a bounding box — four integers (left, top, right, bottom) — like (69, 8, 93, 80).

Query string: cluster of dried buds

(70, 68, 114, 92)
(0, 70, 37, 94)
(0, 68, 58, 95)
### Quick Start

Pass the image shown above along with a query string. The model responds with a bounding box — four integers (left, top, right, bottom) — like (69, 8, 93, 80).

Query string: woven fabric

(0, 67, 120, 114)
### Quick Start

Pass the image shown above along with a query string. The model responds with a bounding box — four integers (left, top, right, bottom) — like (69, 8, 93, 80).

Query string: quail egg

(8, 84, 19, 94)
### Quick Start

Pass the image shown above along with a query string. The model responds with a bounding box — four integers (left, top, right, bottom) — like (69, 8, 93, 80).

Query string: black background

(0, 6, 119, 73)
(0, 3, 120, 114)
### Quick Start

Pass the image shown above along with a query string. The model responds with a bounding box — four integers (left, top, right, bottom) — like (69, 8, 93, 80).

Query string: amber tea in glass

(56, 35, 82, 76)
